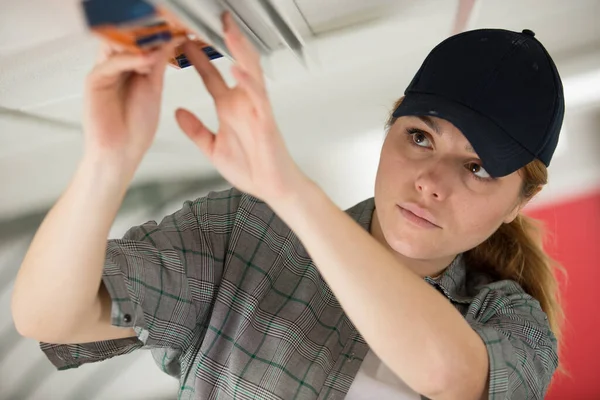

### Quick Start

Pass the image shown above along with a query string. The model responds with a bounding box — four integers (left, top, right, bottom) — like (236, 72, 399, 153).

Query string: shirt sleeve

(41, 187, 243, 372)
(465, 280, 559, 400)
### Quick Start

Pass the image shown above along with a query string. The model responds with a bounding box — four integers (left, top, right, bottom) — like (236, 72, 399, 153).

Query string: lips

(397, 202, 441, 228)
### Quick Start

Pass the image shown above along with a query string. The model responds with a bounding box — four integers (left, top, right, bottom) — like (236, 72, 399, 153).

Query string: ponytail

(463, 213, 565, 344)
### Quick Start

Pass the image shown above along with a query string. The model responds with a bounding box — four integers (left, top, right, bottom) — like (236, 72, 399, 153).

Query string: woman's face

(374, 115, 525, 261)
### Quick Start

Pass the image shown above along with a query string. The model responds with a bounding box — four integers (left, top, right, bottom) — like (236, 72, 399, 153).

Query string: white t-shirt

(345, 350, 421, 400)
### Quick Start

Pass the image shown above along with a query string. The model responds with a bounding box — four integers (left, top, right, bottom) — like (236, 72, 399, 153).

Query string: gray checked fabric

(41, 187, 558, 399)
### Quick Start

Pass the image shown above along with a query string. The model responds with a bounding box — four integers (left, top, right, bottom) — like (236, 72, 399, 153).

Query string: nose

(414, 161, 452, 200)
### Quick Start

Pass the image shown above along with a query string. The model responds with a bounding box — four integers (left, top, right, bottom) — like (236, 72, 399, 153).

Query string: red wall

(526, 190, 600, 399)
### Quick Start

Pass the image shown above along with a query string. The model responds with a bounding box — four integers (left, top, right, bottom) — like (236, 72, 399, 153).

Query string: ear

(503, 186, 542, 224)
(503, 202, 522, 224)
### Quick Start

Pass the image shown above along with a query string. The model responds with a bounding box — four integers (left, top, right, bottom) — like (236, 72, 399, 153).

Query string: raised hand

(175, 12, 306, 203)
(83, 40, 180, 167)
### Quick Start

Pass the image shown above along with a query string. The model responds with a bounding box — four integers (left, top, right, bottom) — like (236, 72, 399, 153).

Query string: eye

(411, 131, 432, 147)
(466, 162, 491, 179)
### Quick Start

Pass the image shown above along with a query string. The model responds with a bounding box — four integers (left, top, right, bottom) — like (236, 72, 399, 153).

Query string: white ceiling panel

(0, 33, 98, 111)
(0, 0, 85, 57)
(0, 108, 81, 158)
(292, 0, 415, 34)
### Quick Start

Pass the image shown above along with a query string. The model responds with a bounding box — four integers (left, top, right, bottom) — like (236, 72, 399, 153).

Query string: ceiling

(1, 0, 599, 221)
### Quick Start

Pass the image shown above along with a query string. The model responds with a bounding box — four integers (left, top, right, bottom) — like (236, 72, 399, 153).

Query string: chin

(384, 228, 442, 260)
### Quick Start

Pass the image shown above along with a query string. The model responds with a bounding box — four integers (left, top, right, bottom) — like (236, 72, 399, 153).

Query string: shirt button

(347, 353, 355, 363)
(123, 314, 132, 323)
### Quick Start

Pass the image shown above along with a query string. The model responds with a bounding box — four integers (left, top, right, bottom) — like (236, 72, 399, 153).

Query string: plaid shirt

(41, 188, 558, 400)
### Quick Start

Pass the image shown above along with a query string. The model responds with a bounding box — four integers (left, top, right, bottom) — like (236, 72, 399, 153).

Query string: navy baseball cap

(393, 28, 565, 177)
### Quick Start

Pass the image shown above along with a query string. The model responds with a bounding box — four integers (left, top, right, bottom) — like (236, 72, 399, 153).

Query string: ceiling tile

(0, 0, 86, 57)
(292, 0, 414, 34)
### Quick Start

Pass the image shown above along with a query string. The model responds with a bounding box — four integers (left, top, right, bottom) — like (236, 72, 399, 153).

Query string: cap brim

(392, 93, 534, 177)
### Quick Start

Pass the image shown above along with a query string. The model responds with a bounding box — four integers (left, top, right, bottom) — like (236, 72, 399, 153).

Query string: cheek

(450, 196, 512, 249)
(375, 147, 414, 194)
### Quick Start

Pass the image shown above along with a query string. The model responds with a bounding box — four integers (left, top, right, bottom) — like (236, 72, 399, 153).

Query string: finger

(183, 40, 228, 98)
(175, 108, 216, 157)
(148, 40, 180, 84)
(95, 42, 115, 64)
(231, 65, 270, 119)
(222, 12, 264, 85)
(95, 41, 130, 62)
(90, 51, 159, 83)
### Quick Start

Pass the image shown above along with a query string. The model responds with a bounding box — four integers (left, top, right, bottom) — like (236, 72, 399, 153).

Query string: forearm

(12, 152, 135, 339)
(271, 179, 487, 398)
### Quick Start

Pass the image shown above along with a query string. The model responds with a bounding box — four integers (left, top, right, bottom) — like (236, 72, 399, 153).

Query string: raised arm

(11, 41, 177, 344)
(12, 154, 138, 343)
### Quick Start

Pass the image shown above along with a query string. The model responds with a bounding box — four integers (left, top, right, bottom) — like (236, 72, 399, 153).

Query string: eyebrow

(417, 116, 442, 136)
(416, 115, 477, 154)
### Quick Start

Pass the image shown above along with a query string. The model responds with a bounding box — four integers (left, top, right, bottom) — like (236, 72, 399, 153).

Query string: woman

(12, 12, 564, 400)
